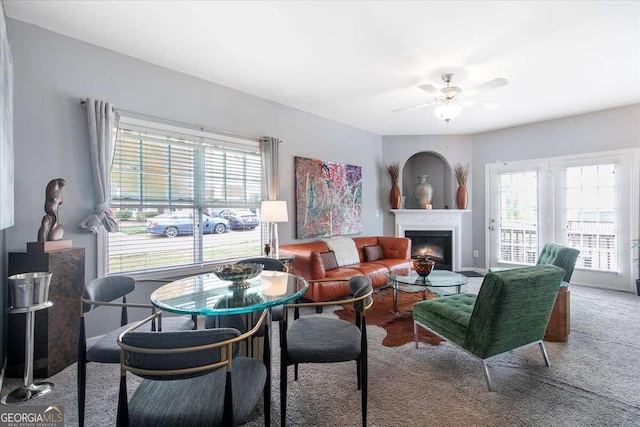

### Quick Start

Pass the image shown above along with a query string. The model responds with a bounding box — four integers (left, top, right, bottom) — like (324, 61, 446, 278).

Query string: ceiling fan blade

(460, 99, 500, 110)
(418, 84, 440, 95)
(392, 101, 438, 113)
(464, 78, 508, 97)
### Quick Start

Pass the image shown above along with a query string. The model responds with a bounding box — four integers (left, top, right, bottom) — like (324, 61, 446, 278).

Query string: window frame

(98, 116, 264, 280)
(486, 148, 640, 292)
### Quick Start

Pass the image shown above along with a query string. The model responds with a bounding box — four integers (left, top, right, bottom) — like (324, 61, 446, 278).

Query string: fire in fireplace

(405, 230, 453, 271)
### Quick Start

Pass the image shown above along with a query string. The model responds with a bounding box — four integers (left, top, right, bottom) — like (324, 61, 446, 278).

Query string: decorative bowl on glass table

(213, 263, 264, 289)
(412, 257, 436, 278)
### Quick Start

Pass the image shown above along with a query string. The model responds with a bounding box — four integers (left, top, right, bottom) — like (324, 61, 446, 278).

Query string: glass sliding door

(487, 149, 639, 292)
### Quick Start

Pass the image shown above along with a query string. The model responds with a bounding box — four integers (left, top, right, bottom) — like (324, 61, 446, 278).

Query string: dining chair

(277, 276, 373, 427)
(116, 309, 270, 426)
(77, 276, 194, 427)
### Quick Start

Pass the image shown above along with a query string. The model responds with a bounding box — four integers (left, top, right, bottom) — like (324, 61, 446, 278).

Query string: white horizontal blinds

(201, 141, 262, 263)
(203, 143, 262, 208)
(564, 164, 617, 272)
(107, 120, 263, 276)
(113, 129, 195, 207)
(498, 171, 539, 264)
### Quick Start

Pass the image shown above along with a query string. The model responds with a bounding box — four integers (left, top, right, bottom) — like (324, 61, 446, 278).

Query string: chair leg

(356, 360, 361, 390)
(77, 358, 86, 427)
(280, 356, 287, 427)
(361, 356, 368, 427)
(280, 370, 287, 426)
(482, 361, 495, 392)
(294, 363, 298, 381)
(414, 321, 419, 349)
(539, 341, 551, 367)
(264, 318, 271, 427)
(223, 371, 233, 427)
(116, 374, 129, 427)
(77, 320, 86, 427)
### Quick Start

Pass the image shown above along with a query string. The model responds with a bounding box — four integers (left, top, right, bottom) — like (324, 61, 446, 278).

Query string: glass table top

(150, 271, 308, 316)
(388, 270, 469, 288)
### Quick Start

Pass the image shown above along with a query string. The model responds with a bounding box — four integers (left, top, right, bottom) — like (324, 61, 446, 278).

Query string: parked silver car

(211, 209, 259, 230)
(145, 213, 229, 237)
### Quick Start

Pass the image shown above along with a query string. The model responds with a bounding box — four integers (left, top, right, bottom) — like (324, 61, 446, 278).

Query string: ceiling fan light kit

(434, 100, 463, 123)
(395, 73, 508, 123)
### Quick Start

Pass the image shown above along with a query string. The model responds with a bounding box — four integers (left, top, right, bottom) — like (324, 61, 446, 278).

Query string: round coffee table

(387, 270, 469, 314)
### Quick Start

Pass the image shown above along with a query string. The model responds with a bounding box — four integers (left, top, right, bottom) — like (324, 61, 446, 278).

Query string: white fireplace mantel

(391, 209, 470, 271)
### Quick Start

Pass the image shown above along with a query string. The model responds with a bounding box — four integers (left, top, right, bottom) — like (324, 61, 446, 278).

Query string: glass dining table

(150, 270, 308, 317)
(150, 270, 307, 422)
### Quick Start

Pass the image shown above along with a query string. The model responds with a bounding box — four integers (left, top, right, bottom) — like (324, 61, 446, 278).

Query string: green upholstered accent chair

(413, 265, 566, 391)
(116, 309, 270, 427)
(490, 242, 580, 282)
(490, 243, 580, 341)
(278, 276, 373, 427)
(78, 276, 194, 427)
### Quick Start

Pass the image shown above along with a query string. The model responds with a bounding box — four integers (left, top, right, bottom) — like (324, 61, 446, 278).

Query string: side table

(1, 301, 55, 404)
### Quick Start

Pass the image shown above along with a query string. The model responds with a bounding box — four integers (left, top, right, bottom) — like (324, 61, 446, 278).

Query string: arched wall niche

(401, 151, 453, 209)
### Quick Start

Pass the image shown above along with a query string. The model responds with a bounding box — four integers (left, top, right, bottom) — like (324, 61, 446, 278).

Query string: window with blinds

(498, 171, 539, 264)
(564, 164, 617, 272)
(106, 119, 263, 276)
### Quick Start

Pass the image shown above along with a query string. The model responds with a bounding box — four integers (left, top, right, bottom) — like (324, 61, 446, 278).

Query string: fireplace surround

(392, 209, 469, 272)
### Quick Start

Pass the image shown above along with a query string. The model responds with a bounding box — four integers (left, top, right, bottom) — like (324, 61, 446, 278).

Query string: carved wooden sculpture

(37, 178, 66, 242)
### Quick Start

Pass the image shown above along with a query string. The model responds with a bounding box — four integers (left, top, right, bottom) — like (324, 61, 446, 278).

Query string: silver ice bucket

(8, 272, 53, 307)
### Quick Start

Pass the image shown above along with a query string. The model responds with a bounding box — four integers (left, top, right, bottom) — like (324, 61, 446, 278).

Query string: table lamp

(260, 200, 288, 258)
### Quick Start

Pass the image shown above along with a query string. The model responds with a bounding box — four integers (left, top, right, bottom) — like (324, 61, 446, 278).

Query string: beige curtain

(79, 99, 120, 233)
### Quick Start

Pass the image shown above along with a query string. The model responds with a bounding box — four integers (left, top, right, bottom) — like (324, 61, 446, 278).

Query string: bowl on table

(213, 263, 264, 289)
(412, 257, 436, 277)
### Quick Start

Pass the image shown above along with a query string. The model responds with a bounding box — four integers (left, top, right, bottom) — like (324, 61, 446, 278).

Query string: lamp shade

(260, 200, 289, 222)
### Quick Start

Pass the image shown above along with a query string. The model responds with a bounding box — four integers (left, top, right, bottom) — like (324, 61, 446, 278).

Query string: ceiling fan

(393, 73, 508, 123)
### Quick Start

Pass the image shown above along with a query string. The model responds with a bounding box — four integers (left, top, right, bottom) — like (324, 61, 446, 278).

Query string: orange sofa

(279, 236, 412, 302)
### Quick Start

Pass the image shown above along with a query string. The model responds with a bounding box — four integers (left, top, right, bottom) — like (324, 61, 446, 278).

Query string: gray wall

(471, 104, 640, 269)
(6, 19, 384, 278)
(6, 19, 383, 336)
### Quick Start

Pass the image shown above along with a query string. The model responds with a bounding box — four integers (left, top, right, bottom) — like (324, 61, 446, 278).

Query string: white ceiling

(5, 1, 640, 135)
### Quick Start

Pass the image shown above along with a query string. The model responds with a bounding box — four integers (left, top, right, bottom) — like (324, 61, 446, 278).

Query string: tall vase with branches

(385, 162, 401, 209)
(454, 163, 469, 210)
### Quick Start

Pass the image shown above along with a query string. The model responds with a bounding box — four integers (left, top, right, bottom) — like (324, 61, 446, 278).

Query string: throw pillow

(363, 245, 384, 262)
(324, 237, 360, 267)
(320, 251, 338, 271)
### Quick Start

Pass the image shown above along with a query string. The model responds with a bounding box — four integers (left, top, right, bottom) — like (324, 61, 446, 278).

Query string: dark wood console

(6, 248, 85, 378)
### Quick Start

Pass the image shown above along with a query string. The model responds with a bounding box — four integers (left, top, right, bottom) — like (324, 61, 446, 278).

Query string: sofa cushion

(320, 251, 338, 271)
(363, 245, 384, 262)
(324, 237, 360, 267)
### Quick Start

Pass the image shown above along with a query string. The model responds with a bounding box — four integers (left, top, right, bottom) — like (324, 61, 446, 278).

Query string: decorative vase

(456, 185, 468, 209)
(414, 175, 433, 209)
(390, 185, 401, 209)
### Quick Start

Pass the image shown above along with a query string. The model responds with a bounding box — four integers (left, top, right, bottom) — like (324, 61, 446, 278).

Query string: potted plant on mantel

(454, 162, 469, 210)
(385, 162, 401, 209)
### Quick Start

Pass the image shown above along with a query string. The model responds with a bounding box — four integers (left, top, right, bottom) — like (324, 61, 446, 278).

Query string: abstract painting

(295, 156, 362, 238)
(0, 4, 14, 230)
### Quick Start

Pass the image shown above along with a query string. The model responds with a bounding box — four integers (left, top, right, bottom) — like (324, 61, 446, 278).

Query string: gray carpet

(3, 278, 640, 426)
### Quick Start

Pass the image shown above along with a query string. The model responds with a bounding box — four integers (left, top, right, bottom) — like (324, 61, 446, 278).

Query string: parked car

(212, 209, 260, 230)
(145, 213, 229, 237)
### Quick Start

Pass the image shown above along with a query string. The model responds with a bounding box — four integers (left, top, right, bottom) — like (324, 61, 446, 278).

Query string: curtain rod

(80, 99, 268, 142)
